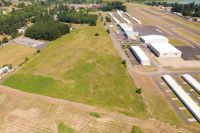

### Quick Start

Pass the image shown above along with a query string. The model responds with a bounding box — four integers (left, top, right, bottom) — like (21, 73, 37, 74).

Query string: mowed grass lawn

(0, 44, 35, 66)
(3, 20, 147, 118)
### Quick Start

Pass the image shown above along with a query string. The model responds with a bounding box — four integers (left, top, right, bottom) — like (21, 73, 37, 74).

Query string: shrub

(131, 126, 143, 133)
(36, 50, 41, 53)
(106, 29, 110, 34)
(2, 37, 8, 43)
(105, 16, 111, 22)
(136, 88, 142, 94)
(122, 60, 126, 64)
(94, 33, 99, 36)
(90, 112, 101, 118)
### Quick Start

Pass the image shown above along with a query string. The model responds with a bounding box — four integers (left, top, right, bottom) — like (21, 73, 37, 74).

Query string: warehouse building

(130, 46, 151, 65)
(182, 74, 200, 94)
(140, 35, 169, 44)
(148, 42, 182, 57)
(162, 75, 200, 122)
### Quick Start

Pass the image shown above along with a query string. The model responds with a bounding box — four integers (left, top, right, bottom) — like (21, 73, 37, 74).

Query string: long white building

(182, 74, 200, 94)
(140, 35, 169, 44)
(130, 46, 151, 65)
(162, 75, 200, 122)
(124, 12, 142, 24)
(148, 42, 182, 57)
(117, 10, 131, 24)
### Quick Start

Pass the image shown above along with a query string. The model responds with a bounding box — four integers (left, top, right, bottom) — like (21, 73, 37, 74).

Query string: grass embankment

(0, 44, 35, 66)
(3, 20, 147, 118)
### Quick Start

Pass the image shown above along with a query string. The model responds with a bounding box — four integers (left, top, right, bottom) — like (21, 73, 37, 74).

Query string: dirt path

(0, 85, 190, 133)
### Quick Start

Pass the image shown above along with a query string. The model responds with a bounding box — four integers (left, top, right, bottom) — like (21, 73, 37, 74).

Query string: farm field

(3, 20, 147, 118)
(126, 3, 200, 47)
(0, 44, 35, 66)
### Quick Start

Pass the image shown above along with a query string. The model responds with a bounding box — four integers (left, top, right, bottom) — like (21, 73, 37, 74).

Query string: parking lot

(11, 37, 49, 49)
(154, 73, 200, 124)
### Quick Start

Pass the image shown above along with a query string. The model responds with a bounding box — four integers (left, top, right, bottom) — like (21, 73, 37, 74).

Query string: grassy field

(3, 20, 147, 118)
(0, 44, 35, 66)
(58, 122, 74, 133)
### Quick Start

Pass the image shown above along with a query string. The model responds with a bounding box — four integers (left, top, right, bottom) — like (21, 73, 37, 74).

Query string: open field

(0, 85, 189, 133)
(3, 20, 147, 118)
(127, 4, 200, 47)
(0, 44, 35, 66)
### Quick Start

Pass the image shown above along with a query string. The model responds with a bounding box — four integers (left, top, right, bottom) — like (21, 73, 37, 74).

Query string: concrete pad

(179, 107, 186, 110)
(188, 118, 197, 122)
(166, 90, 172, 92)
(160, 82, 166, 85)
(172, 97, 179, 101)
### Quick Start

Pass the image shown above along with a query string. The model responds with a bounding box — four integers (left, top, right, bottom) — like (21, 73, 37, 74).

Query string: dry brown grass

(0, 44, 35, 66)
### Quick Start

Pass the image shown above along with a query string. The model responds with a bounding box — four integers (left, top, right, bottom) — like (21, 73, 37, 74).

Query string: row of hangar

(108, 11, 182, 66)
(163, 74, 200, 122)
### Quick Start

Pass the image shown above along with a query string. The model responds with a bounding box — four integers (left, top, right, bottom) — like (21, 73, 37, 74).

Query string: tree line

(100, 1, 127, 12)
(146, 2, 200, 17)
(58, 12, 98, 26)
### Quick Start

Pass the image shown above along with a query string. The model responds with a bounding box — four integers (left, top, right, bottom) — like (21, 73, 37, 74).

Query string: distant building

(18, 27, 27, 34)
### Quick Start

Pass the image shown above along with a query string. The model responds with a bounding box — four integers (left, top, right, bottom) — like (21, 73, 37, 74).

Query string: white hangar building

(140, 35, 169, 44)
(148, 42, 182, 57)
(130, 46, 151, 65)
(118, 23, 139, 40)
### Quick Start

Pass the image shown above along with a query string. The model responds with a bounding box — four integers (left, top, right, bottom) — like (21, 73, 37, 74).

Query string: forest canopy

(58, 12, 98, 26)
(25, 21, 70, 41)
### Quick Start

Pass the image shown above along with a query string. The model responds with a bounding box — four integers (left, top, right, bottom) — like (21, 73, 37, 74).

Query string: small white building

(148, 42, 182, 57)
(140, 35, 169, 44)
(118, 23, 138, 40)
(18, 27, 27, 34)
(130, 46, 151, 65)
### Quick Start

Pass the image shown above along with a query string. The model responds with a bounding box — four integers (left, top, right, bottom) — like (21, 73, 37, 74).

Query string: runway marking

(156, 28, 162, 33)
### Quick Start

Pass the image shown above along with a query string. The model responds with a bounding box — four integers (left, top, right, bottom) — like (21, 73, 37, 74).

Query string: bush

(25, 21, 70, 41)
(36, 50, 41, 53)
(131, 126, 143, 133)
(136, 88, 142, 94)
(106, 29, 110, 34)
(105, 16, 111, 22)
(89, 112, 101, 118)
(122, 60, 126, 64)
(2, 37, 8, 43)
(94, 33, 99, 36)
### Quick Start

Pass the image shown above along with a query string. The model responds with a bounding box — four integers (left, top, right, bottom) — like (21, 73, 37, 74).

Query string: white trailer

(130, 46, 151, 65)
(182, 74, 200, 94)
(162, 75, 200, 122)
